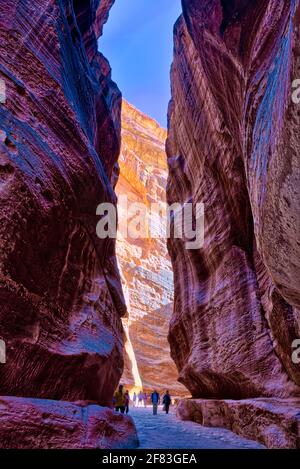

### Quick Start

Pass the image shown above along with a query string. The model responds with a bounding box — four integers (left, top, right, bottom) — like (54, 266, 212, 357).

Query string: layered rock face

(0, 0, 136, 448)
(167, 0, 300, 402)
(178, 398, 300, 449)
(117, 100, 186, 396)
(0, 396, 137, 449)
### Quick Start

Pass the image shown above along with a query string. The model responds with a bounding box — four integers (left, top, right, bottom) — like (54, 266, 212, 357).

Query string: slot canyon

(0, 0, 299, 451)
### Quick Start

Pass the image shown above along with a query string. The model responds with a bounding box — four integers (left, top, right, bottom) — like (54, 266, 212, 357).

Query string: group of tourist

(113, 385, 172, 415)
(113, 386, 130, 414)
(132, 390, 147, 407)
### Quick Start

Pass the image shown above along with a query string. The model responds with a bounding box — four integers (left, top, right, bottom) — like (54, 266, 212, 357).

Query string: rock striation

(0, 0, 136, 448)
(167, 0, 300, 444)
(117, 100, 186, 396)
(0, 396, 138, 449)
(177, 397, 300, 449)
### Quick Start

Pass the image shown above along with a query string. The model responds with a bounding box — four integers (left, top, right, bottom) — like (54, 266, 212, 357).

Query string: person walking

(143, 392, 147, 407)
(138, 390, 143, 407)
(151, 389, 160, 415)
(162, 390, 171, 414)
(124, 390, 130, 414)
(114, 384, 125, 414)
(133, 391, 137, 407)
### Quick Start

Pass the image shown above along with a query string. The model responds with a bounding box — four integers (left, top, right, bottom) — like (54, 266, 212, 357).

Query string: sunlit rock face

(116, 100, 186, 396)
(167, 0, 300, 399)
(0, 0, 136, 448)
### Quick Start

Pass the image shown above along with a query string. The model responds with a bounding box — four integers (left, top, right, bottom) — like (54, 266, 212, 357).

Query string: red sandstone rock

(0, 0, 130, 448)
(0, 396, 138, 449)
(117, 100, 187, 396)
(177, 398, 300, 449)
(167, 0, 300, 400)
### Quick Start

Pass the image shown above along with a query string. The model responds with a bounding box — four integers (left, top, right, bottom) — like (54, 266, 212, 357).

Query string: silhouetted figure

(124, 390, 130, 414)
(114, 384, 125, 414)
(143, 392, 147, 407)
(162, 390, 171, 414)
(151, 390, 160, 415)
(133, 391, 137, 407)
(138, 390, 143, 407)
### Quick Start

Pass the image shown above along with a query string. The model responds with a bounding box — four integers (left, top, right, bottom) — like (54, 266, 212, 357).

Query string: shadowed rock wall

(0, 0, 137, 448)
(167, 0, 300, 399)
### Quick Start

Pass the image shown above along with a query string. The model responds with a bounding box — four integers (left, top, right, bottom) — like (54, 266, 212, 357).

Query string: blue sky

(99, 0, 182, 128)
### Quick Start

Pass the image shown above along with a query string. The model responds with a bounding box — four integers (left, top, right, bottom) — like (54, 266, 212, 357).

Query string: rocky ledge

(0, 396, 138, 449)
(177, 398, 300, 449)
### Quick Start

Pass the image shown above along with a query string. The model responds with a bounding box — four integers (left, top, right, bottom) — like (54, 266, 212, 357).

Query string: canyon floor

(129, 407, 265, 449)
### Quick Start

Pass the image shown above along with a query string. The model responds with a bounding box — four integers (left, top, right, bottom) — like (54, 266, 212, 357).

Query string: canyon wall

(167, 0, 300, 411)
(0, 0, 137, 448)
(117, 100, 186, 396)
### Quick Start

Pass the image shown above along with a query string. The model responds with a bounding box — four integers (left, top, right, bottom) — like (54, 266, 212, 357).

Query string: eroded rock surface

(177, 398, 300, 449)
(0, 396, 138, 449)
(117, 100, 186, 396)
(0, 0, 132, 448)
(167, 0, 300, 400)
